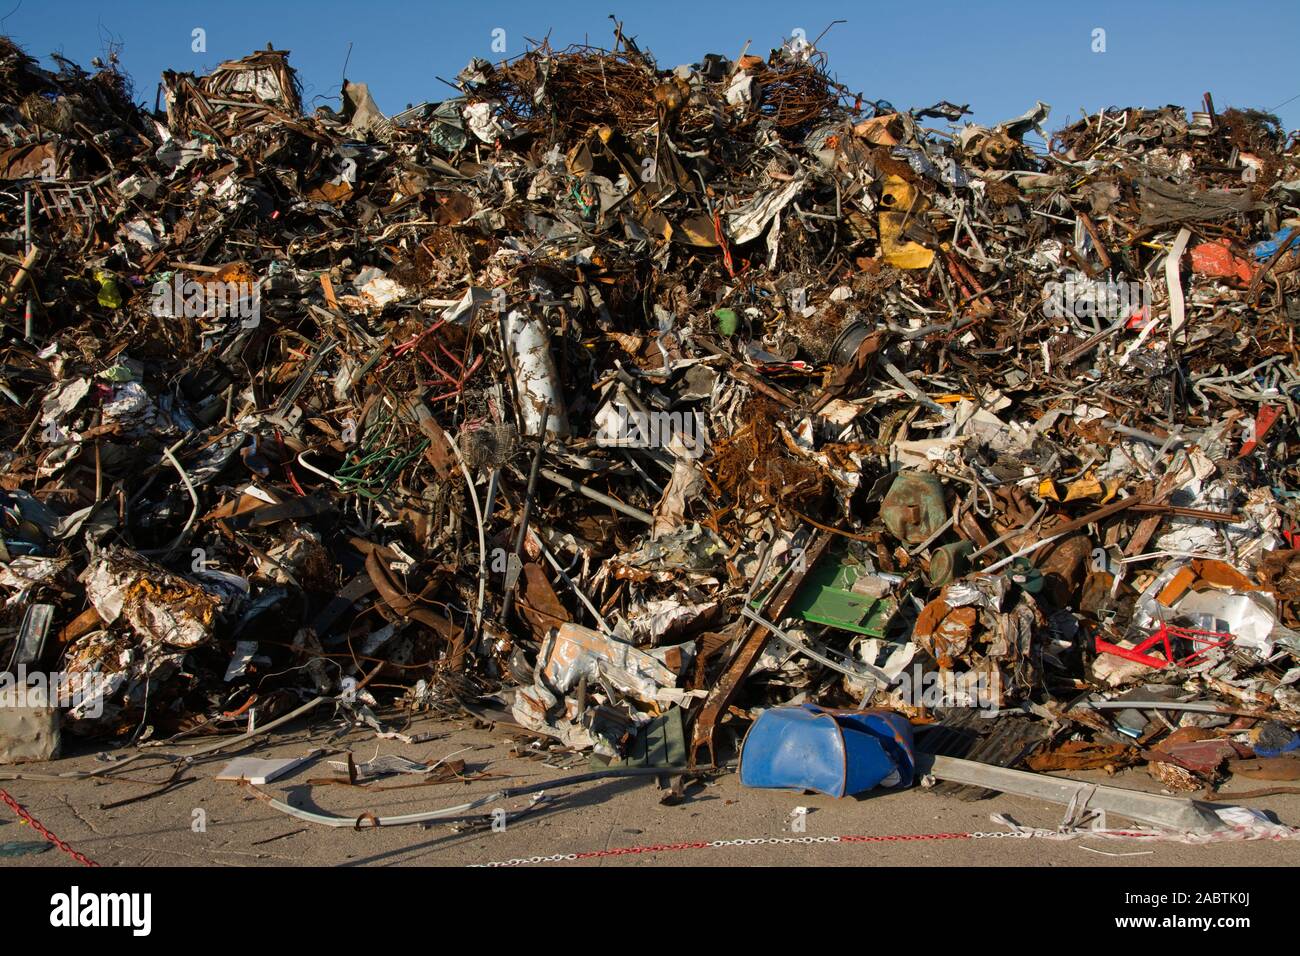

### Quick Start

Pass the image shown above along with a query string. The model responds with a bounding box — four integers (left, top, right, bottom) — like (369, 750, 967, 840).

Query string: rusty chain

(0, 786, 100, 867)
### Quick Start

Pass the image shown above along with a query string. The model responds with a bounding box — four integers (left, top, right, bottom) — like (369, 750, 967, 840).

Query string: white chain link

(473, 830, 1010, 865)
(707, 836, 841, 847)
(475, 852, 576, 867)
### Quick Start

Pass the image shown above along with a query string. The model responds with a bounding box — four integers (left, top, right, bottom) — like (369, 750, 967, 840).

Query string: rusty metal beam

(688, 531, 830, 767)
(921, 753, 1229, 833)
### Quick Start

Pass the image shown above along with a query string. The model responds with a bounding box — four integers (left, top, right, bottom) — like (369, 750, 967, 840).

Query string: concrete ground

(2, 713, 1299, 867)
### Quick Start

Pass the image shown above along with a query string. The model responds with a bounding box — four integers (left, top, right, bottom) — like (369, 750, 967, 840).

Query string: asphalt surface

(2, 713, 1299, 867)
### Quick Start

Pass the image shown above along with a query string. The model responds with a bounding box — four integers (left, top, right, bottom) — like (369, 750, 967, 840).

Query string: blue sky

(5, 0, 1298, 138)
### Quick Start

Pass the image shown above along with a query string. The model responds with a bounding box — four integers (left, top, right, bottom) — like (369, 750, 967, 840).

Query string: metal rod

(740, 606, 890, 684)
(539, 468, 654, 524)
(501, 405, 549, 622)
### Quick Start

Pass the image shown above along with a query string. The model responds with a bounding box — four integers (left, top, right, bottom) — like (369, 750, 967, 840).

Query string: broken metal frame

(739, 605, 891, 684)
(689, 530, 831, 767)
(1094, 622, 1234, 670)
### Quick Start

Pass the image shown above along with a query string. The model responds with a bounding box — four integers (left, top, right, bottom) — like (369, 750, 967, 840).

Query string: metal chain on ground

(0, 787, 100, 867)
(472, 830, 1030, 866)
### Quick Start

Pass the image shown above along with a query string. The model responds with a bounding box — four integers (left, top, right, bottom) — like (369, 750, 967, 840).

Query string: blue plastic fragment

(1255, 734, 1300, 759)
(1252, 227, 1296, 260)
(739, 704, 915, 798)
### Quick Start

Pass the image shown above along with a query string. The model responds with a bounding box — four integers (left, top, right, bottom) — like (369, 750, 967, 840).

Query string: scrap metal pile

(3, 29, 1300, 796)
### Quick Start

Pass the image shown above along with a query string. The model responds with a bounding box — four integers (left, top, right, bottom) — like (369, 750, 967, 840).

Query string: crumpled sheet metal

(83, 547, 223, 649)
(0, 683, 60, 763)
(521, 623, 691, 705)
(512, 623, 695, 747)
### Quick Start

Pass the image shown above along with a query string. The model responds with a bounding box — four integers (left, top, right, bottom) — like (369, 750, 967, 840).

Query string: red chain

(0, 787, 100, 867)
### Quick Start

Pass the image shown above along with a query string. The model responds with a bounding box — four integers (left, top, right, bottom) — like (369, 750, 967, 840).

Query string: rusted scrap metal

(161, 48, 302, 135)
(0, 24, 1297, 829)
(690, 532, 831, 767)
